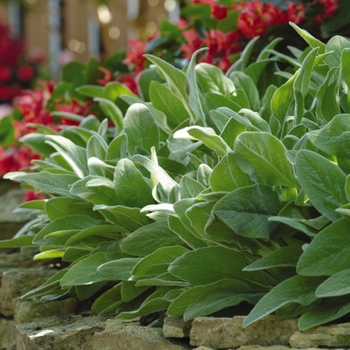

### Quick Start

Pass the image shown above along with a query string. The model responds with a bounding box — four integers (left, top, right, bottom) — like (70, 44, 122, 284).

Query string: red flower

(180, 28, 205, 60)
(96, 66, 113, 86)
(212, 5, 228, 21)
(318, 0, 338, 17)
(0, 65, 12, 82)
(286, 2, 306, 25)
(17, 65, 34, 81)
(24, 190, 46, 202)
(123, 39, 147, 72)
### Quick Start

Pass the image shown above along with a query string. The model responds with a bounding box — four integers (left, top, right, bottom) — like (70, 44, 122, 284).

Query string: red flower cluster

(0, 21, 41, 104)
(178, 0, 338, 67)
(0, 80, 92, 202)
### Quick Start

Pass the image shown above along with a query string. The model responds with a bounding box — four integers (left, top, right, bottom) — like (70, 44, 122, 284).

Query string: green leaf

(297, 218, 350, 276)
(117, 296, 170, 320)
(169, 246, 256, 286)
(179, 176, 205, 199)
(121, 281, 150, 303)
(106, 133, 128, 160)
(70, 176, 117, 206)
(144, 54, 193, 121)
(97, 258, 141, 281)
(65, 225, 123, 246)
(137, 67, 164, 101)
(271, 71, 297, 123)
(114, 158, 153, 207)
(326, 36, 350, 69)
(168, 279, 258, 320)
(174, 126, 230, 157)
(307, 114, 350, 156)
(234, 132, 298, 188)
(186, 48, 207, 124)
(104, 81, 135, 101)
(195, 63, 235, 95)
(295, 150, 347, 222)
(289, 22, 326, 54)
(20, 133, 56, 157)
(132, 154, 178, 196)
(316, 269, 350, 297)
(94, 205, 151, 231)
(91, 283, 123, 314)
(124, 103, 159, 154)
(4, 172, 79, 198)
(315, 67, 340, 123)
(76, 85, 105, 99)
(60, 252, 117, 286)
(131, 246, 189, 280)
(33, 214, 106, 246)
(149, 81, 190, 128)
(214, 184, 282, 239)
(0, 235, 35, 248)
(244, 275, 324, 327)
(244, 245, 303, 271)
(298, 297, 350, 331)
(46, 135, 89, 177)
(44, 197, 98, 221)
(168, 215, 207, 250)
(341, 49, 350, 90)
(230, 72, 260, 111)
(120, 220, 185, 257)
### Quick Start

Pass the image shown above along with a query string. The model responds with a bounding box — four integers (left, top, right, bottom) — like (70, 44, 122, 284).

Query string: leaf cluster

(3, 23, 350, 330)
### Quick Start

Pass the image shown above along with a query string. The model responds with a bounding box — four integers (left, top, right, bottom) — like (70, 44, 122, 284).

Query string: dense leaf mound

(2, 23, 350, 330)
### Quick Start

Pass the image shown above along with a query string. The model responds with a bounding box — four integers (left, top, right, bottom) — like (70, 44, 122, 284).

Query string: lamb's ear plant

(3, 22, 350, 330)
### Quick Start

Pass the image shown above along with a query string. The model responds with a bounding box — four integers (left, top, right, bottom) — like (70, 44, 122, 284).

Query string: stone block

(16, 314, 108, 350)
(0, 268, 57, 316)
(93, 324, 192, 350)
(163, 316, 192, 338)
(190, 316, 298, 349)
(289, 322, 350, 348)
(0, 317, 17, 350)
(14, 297, 79, 324)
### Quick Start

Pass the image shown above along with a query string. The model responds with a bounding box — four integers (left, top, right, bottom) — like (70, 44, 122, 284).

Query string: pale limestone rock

(0, 317, 17, 349)
(0, 268, 56, 316)
(16, 314, 108, 350)
(94, 324, 192, 350)
(0, 188, 28, 223)
(237, 346, 292, 350)
(190, 316, 298, 349)
(163, 316, 192, 338)
(289, 322, 350, 348)
(14, 297, 79, 324)
(193, 347, 215, 350)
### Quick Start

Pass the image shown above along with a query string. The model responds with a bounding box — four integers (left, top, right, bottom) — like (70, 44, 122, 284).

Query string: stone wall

(2, 189, 350, 349)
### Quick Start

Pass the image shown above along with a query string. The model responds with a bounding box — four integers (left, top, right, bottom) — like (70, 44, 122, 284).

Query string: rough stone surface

(94, 324, 192, 350)
(16, 314, 108, 350)
(163, 316, 192, 338)
(190, 316, 298, 349)
(0, 268, 57, 316)
(237, 346, 291, 350)
(14, 297, 79, 324)
(289, 322, 350, 348)
(0, 188, 28, 223)
(0, 317, 17, 350)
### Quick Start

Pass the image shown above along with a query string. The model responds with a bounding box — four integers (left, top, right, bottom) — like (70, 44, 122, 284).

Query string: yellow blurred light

(109, 26, 121, 40)
(68, 39, 86, 54)
(164, 0, 176, 12)
(97, 4, 112, 24)
(146, 21, 157, 36)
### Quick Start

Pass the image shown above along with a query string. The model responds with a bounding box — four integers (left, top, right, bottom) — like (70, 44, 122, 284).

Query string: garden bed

(1, 248, 350, 350)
